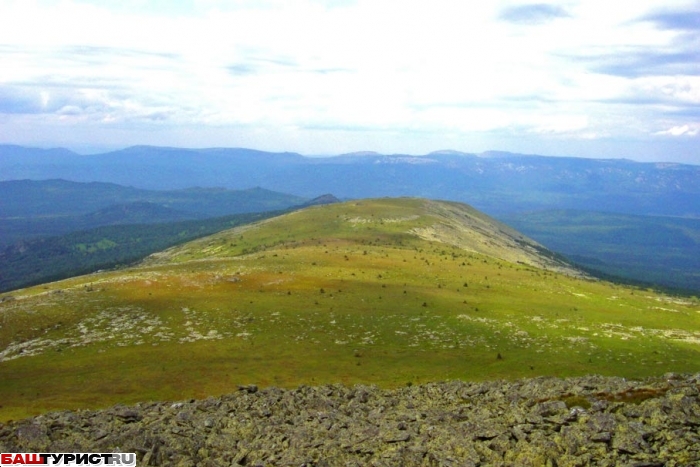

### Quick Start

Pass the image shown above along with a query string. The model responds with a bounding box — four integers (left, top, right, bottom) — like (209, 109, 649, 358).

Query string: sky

(0, 0, 699, 163)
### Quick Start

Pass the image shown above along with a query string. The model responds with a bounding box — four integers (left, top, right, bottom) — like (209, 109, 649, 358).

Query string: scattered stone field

(2, 374, 699, 466)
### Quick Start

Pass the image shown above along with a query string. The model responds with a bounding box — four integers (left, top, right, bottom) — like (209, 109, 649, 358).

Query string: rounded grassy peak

(144, 197, 580, 276)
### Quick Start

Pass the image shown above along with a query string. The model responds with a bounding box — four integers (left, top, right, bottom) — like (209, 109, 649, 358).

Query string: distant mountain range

(2, 144, 700, 292)
(0, 179, 306, 246)
(2, 145, 699, 217)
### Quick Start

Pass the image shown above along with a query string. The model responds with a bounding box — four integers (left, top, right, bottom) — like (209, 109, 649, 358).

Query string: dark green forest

(500, 210, 700, 293)
(0, 211, 283, 293)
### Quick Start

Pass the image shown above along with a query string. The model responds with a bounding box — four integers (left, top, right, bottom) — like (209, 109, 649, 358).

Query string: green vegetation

(0, 211, 285, 293)
(500, 210, 700, 293)
(0, 198, 698, 421)
(75, 238, 118, 253)
(0, 180, 306, 247)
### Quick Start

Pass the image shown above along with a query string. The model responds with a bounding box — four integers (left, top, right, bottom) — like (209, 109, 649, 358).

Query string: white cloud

(0, 0, 698, 162)
(656, 124, 700, 136)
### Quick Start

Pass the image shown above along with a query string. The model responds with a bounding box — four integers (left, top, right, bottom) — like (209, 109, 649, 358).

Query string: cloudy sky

(0, 0, 698, 162)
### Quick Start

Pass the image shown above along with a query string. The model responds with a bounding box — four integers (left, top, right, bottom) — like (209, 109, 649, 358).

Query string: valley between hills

(1, 197, 699, 425)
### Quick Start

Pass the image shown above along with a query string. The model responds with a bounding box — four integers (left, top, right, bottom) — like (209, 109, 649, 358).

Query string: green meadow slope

(1, 198, 699, 421)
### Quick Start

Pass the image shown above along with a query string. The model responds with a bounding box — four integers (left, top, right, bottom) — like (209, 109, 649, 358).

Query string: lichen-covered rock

(1, 374, 699, 465)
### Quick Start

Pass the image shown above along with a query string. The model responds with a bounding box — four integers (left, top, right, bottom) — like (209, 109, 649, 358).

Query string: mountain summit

(146, 198, 580, 277)
(1, 198, 698, 421)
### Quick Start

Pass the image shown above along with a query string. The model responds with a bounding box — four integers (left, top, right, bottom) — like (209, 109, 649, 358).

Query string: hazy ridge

(2, 145, 698, 217)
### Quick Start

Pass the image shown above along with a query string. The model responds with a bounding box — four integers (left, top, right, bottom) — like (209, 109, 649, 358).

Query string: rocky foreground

(1, 374, 700, 466)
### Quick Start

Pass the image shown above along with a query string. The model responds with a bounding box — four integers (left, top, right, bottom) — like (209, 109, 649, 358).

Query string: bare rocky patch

(0, 305, 232, 362)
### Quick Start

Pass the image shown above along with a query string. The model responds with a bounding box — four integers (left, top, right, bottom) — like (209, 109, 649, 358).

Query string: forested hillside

(0, 180, 305, 246)
(0, 210, 282, 292)
(502, 210, 700, 292)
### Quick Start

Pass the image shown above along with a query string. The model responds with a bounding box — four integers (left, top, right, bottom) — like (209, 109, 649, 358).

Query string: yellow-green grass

(1, 198, 699, 421)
